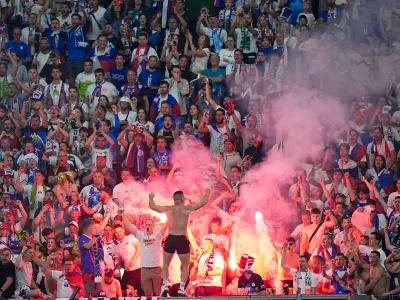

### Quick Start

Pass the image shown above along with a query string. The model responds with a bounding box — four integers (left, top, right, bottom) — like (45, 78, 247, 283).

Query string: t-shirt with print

(207, 125, 228, 157)
(289, 268, 317, 294)
(78, 234, 94, 274)
(115, 234, 140, 271)
(22, 184, 46, 218)
(238, 273, 265, 293)
(196, 251, 225, 287)
(51, 270, 74, 298)
(91, 147, 113, 169)
(136, 229, 163, 267)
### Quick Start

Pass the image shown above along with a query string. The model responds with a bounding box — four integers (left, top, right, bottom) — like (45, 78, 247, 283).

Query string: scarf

(46, 81, 66, 109)
(66, 101, 79, 119)
(30, 184, 49, 210)
(221, 9, 234, 32)
(93, 235, 104, 283)
(62, 269, 85, 298)
(316, 243, 340, 261)
(370, 140, 389, 157)
(239, 26, 251, 51)
(121, 32, 131, 56)
(90, 81, 104, 104)
(0, 76, 8, 99)
(126, 142, 146, 173)
(201, 251, 215, 281)
(294, 268, 312, 294)
(28, 167, 38, 185)
(4, 95, 20, 112)
(388, 210, 398, 241)
(51, 30, 61, 49)
(211, 27, 222, 52)
(122, 82, 140, 98)
(132, 46, 150, 72)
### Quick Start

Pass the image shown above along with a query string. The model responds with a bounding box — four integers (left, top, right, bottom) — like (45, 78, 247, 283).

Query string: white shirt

(45, 81, 70, 106)
(51, 271, 74, 298)
(115, 234, 141, 271)
(85, 81, 118, 114)
(118, 111, 137, 125)
(200, 25, 227, 53)
(112, 180, 143, 207)
(58, 13, 73, 32)
(196, 251, 224, 287)
(190, 48, 210, 75)
(21, 26, 39, 56)
(80, 184, 100, 206)
(218, 49, 235, 68)
(90, 147, 113, 169)
(358, 245, 386, 266)
(388, 191, 400, 208)
(23, 184, 46, 218)
(289, 268, 317, 294)
(87, 6, 106, 41)
(76, 71, 96, 98)
(136, 230, 163, 267)
(351, 207, 387, 234)
(33, 51, 50, 74)
(202, 233, 230, 251)
(234, 28, 257, 54)
(207, 124, 228, 157)
(130, 47, 159, 76)
(93, 200, 118, 219)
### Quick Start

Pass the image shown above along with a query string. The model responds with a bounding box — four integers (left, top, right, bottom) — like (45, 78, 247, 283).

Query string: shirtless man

(149, 189, 211, 297)
(101, 268, 122, 297)
(363, 251, 388, 297)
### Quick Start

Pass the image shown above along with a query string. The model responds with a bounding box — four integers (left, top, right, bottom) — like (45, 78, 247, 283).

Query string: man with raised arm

(148, 189, 211, 297)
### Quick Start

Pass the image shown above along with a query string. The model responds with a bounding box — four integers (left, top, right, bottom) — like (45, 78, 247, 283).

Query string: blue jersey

(67, 25, 88, 61)
(109, 66, 128, 93)
(78, 234, 94, 274)
(5, 41, 31, 59)
(44, 28, 67, 56)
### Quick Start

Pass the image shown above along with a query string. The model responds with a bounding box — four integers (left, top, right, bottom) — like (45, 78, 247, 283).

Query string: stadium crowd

(0, 0, 398, 298)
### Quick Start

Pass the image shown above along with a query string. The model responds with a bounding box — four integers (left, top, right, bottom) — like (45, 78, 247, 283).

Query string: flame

(159, 213, 167, 223)
(229, 249, 237, 269)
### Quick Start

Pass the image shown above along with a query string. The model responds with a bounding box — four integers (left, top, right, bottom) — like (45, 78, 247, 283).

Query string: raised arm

(344, 172, 357, 202)
(280, 244, 292, 272)
(323, 210, 338, 228)
(186, 188, 211, 211)
(120, 210, 138, 236)
(149, 193, 170, 213)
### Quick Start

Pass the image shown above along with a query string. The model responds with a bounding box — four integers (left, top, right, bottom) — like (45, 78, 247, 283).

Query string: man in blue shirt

(5, 27, 31, 64)
(67, 13, 89, 83)
(21, 102, 49, 154)
(138, 56, 164, 110)
(151, 136, 172, 177)
(109, 54, 128, 93)
(37, 14, 67, 58)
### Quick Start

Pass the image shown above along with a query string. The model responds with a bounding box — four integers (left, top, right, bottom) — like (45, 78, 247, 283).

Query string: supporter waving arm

(344, 172, 357, 202)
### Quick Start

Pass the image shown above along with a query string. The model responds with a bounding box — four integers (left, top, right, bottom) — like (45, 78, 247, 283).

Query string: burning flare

(229, 249, 237, 269)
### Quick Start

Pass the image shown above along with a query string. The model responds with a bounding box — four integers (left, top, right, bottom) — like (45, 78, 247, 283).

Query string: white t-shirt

(196, 252, 224, 287)
(190, 48, 210, 75)
(218, 49, 235, 68)
(51, 271, 74, 298)
(93, 200, 118, 219)
(58, 13, 73, 32)
(91, 147, 113, 169)
(44, 81, 70, 106)
(206, 124, 228, 157)
(130, 47, 159, 76)
(118, 111, 137, 125)
(202, 233, 230, 251)
(16, 260, 33, 289)
(388, 191, 400, 208)
(289, 268, 317, 294)
(136, 230, 163, 268)
(85, 81, 118, 114)
(23, 185, 46, 218)
(200, 25, 227, 53)
(358, 245, 386, 266)
(234, 28, 257, 54)
(81, 184, 100, 206)
(115, 234, 140, 271)
(76, 72, 96, 98)
(112, 180, 144, 207)
(87, 6, 106, 41)
(351, 207, 387, 234)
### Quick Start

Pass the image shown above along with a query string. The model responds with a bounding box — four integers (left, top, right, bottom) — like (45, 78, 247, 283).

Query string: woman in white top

(185, 33, 210, 76)
(218, 35, 235, 68)
(133, 108, 155, 134)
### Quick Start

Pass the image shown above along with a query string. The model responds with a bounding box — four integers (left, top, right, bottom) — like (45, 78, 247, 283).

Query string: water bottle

(147, 74, 152, 87)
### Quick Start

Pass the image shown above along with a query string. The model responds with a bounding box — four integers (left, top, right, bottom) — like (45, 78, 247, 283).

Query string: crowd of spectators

(0, 0, 398, 298)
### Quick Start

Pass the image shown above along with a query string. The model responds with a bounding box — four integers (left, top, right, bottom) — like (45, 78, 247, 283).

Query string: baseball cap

(24, 153, 39, 163)
(30, 89, 43, 102)
(4, 169, 14, 178)
(98, 186, 112, 197)
(360, 253, 369, 261)
(120, 96, 130, 103)
(68, 221, 79, 229)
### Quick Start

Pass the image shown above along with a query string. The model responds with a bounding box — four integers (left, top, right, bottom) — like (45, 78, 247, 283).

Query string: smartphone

(45, 199, 51, 207)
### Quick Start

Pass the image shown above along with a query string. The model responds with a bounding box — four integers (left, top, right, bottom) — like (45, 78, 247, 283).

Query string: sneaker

(177, 288, 188, 297)
(161, 286, 170, 297)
